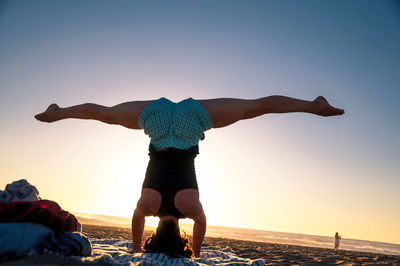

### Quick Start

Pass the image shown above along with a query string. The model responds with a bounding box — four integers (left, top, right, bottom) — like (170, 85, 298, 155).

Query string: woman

(334, 232, 342, 251)
(35, 95, 344, 257)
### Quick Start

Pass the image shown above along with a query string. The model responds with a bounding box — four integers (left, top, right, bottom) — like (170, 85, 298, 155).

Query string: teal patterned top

(138, 97, 213, 149)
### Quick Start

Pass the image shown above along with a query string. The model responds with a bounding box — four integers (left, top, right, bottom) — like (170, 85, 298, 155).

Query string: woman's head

(144, 219, 194, 258)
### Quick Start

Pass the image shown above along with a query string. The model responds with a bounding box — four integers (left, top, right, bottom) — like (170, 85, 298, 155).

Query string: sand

(2, 224, 400, 265)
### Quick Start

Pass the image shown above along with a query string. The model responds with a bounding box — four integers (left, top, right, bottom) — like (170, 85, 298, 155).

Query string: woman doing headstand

(35, 95, 344, 257)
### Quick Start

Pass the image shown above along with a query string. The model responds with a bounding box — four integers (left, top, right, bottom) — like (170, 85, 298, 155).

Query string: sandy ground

(2, 224, 400, 265)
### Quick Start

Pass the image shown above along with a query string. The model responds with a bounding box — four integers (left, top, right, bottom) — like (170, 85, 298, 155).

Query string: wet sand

(2, 224, 400, 265)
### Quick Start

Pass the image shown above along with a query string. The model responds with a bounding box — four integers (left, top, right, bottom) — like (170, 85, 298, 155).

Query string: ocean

(75, 213, 400, 256)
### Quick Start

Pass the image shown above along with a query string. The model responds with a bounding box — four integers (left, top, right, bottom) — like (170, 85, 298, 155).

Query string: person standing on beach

(35, 95, 344, 257)
(334, 232, 342, 251)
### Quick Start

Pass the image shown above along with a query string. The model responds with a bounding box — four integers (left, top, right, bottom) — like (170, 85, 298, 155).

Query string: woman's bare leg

(35, 100, 153, 129)
(197, 96, 344, 128)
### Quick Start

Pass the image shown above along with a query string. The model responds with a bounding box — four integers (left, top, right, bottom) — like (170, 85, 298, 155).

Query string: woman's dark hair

(143, 219, 194, 258)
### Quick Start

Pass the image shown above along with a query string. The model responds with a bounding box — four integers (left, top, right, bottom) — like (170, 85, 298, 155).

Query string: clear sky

(1, 0, 399, 244)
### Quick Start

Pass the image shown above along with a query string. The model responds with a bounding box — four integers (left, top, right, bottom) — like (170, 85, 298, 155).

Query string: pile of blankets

(0, 179, 91, 258)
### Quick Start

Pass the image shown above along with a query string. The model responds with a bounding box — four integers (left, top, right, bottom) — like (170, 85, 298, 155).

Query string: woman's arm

(35, 100, 153, 129)
(131, 208, 146, 253)
(174, 190, 206, 257)
(192, 213, 206, 257)
(198, 95, 344, 128)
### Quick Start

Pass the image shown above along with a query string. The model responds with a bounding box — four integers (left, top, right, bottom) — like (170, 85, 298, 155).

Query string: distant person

(35, 95, 344, 257)
(334, 232, 341, 251)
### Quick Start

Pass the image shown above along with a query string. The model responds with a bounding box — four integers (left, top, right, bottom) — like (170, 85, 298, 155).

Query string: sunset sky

(1, 1, 399, 244)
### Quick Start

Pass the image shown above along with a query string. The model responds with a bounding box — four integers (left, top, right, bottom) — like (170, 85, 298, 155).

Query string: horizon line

(74, 211, 400, 246)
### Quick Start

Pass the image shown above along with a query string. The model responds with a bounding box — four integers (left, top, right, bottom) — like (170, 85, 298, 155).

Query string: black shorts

(142, 144, 199, 218)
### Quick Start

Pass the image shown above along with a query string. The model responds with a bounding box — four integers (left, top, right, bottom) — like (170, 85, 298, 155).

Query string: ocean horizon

(75, 212, 400, 256)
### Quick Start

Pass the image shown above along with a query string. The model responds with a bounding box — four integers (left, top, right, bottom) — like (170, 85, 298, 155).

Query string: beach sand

(2, 224, 400, 265)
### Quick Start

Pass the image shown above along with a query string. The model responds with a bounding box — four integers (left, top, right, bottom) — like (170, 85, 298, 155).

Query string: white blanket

(76, 239, 265, 265)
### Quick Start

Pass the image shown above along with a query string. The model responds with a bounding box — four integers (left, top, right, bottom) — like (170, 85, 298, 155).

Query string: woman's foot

(34, 104, 61, 122)
(313, 96, 345, 117)
(129, 247, 144, 253)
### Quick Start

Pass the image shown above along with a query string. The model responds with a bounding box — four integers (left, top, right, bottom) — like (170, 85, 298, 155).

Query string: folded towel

(0, 200, 79, 233)
(0, 223, 91, 257)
